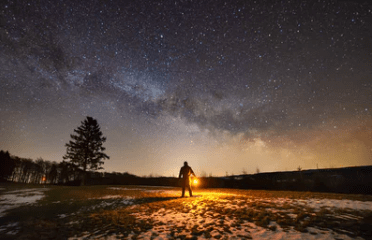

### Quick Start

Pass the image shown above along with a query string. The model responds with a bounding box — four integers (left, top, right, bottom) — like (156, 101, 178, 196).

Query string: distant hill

(217, 165, 372, 194)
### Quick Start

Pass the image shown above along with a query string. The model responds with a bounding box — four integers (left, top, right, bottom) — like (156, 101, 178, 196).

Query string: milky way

(1, 0, 371, 176)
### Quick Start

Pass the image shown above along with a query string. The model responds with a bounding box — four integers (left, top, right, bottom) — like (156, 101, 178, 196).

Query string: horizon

(4, 149, 372, 178)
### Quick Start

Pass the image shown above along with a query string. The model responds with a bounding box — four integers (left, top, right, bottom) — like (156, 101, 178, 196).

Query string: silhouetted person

(179, 161, 196, 197)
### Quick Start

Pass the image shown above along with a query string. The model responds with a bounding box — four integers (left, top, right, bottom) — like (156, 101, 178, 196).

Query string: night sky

(1, 0, 371, 177)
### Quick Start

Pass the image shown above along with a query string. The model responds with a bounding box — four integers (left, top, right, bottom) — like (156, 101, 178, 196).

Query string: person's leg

(185, 180, 192, 197)
(181, 179, 186, 197)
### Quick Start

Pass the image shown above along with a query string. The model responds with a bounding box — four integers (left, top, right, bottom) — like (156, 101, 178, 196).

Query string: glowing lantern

(193, 178, 198, 185)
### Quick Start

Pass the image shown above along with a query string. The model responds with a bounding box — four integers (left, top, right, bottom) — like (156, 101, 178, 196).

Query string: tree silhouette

(0, 150, 15, 181)
(63, 116, 109, 185)
(48, 162, 59, 184)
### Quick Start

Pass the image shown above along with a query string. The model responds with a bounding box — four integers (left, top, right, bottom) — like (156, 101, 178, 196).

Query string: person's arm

(179, 168, 182, 178)
(190, 168, 196, 177)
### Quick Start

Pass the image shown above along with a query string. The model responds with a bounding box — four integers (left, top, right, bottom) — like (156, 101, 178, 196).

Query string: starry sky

(1, 0, 371, 177)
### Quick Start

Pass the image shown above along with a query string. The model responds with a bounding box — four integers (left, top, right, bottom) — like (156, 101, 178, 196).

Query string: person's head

(184, 161, 188, 166)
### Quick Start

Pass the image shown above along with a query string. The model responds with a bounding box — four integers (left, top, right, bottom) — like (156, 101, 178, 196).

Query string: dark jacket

(179, 165, 195, 179)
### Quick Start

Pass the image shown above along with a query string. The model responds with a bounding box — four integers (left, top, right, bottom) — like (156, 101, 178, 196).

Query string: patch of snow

(0, 222, 18, 231)
(95, 195, 127, 199)
(0, 188, 49, 217)
(79, 196, 135, 212)
(295, 198, 372, 211)
(335, 214, 363, 221)
(107, 187, 145, 191)
(287, 213, 297, 218)
(68, 232, 120, 240)
(0, 222, 19, 236)
(129, 208, 362, 240)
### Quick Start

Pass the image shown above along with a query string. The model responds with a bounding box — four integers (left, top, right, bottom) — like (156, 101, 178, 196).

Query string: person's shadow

(179, 195, 202, 198)
(137, 196, 180, 203)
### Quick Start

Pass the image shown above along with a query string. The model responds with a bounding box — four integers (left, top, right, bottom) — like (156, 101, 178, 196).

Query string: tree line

(0, 116, 110, 185)
(0, 150, 139, 185)
(0, 150, 81, 184)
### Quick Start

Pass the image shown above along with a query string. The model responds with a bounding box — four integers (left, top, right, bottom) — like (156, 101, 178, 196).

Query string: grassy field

(1, 183, 372, 239)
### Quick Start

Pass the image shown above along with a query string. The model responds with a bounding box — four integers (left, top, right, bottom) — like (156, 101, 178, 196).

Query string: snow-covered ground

(1, 186, 371, 239)
(0, 188, 50, 235)
(128, 190, 370, 240)
(0, 188, 49, 218)
(294, 198, 372, 211)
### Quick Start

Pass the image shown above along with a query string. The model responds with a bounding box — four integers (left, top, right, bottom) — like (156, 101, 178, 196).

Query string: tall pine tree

(63, 116, 109, 185)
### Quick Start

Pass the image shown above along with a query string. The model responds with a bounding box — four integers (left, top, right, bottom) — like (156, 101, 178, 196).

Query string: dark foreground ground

(1, 183, 372, 239)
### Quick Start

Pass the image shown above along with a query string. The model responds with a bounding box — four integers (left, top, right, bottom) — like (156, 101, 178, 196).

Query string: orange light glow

(193, 179, 198, 185)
